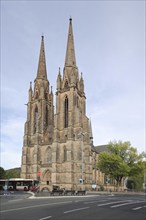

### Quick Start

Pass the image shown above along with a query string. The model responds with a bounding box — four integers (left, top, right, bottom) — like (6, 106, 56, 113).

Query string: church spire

(65, 17, 76, 67)
(36, 35, 47, 80)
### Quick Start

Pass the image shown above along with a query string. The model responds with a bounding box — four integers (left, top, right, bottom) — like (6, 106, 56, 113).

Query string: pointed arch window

(46, 106, 49, 127)
(64, 96, 68, 128)
(46, 147, 52, 164)
(64, 146, 67, 162)
(34, 106, 38, 133)
(77, 96, 79, 108)
(64, 80, 69, 88)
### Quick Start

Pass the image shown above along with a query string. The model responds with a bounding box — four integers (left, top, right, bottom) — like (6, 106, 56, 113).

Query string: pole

(81, 132, 83, 188)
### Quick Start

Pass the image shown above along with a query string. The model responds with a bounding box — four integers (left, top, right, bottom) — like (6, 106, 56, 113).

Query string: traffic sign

(37, 171, 40, 177)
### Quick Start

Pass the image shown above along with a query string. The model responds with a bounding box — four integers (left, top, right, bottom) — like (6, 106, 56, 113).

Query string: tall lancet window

(34, 106, 38, 133)
(64, 146, 67, 162)
(46, 106, 48, 127)
(64, 96, 68, 128)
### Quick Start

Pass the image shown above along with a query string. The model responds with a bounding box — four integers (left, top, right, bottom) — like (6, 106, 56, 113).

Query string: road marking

(98, 200, 132, 206)
(132, 207, 142, 210)
(84, 199, 107, 204)
(111, 200, 146, 208)
(108, 194, 114, 196)
(0, 201, 72, 213)
(39, 216, 52, 220)
(64, 207, 90, 214)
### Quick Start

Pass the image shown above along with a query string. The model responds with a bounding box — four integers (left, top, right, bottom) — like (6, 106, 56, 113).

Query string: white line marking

(29, 195, 97, 199)
(64, 207, 90, 214)
(111, 200, 146, 208)
(84, 199, 107, 204)
(108, 194, 114, 196)
(0, 201, 72, 213)
(98, 200, 132, 207)
(132, 207, 142, 210)
(39, 216, 52, 220)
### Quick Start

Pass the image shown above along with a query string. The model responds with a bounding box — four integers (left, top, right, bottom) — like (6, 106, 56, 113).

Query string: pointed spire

(29, 81, 32, 91)
(29, 82, 32, 101)
(65, 17, 76, 67)
(36, 35, 47, 80)
(58, 67, 61, 77)
(51, 86, 53, 95)
(80, 72, 84, 93)
(57, 67, 62, 91)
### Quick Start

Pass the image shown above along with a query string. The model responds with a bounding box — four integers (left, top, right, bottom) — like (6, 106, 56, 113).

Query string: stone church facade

(21, 18, 104, 191)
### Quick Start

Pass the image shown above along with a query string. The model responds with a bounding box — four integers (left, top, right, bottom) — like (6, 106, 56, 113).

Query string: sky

(1, 0, 145, 170)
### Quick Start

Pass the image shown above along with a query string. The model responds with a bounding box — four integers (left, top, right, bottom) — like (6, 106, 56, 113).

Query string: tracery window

(46, 147, 52, 164)
(46, 106, 49, 126)
(64, 146, 67, 162)
(77, 96, 79, 108)
(34, 106, 38, 133)
(64, 96, 68, 128)
(64, 80, 69, 88)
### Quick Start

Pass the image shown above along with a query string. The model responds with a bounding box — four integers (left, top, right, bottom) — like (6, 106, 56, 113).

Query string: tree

(5, 168, 20, 179)
(126, 161, 146, 191)
(97, 140, 145, 191)
(0, 167, 5, 179)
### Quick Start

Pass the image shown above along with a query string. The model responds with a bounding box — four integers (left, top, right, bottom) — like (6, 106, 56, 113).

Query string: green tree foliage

(0, 167, 5, 179)
(5, 168, 21, 179)
(97, 140, 145, 190)
(126, 161, 146, 191)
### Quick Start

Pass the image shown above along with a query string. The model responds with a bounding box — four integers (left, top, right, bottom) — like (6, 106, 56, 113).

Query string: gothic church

(21, 18, 99, 190)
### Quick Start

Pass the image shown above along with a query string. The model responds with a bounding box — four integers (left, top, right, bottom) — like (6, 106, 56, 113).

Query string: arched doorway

(41, 169, 51, 189)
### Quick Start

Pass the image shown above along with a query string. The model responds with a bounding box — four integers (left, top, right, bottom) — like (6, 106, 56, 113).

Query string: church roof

(95, 145, 110, 153)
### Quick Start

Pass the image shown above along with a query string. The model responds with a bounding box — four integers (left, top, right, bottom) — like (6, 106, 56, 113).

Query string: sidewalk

(28, 190, 145, 199)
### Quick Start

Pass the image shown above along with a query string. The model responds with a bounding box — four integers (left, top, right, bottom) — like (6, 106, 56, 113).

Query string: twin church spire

(36, 35, 47, 80)
(65, 17, 76, 68)
(36, 17, 77, 82)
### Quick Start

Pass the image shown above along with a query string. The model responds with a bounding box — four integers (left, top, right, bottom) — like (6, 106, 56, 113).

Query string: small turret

(57, 67, 62, 91)
(29, 82, 32, 102)
(80, 72, 84, 93)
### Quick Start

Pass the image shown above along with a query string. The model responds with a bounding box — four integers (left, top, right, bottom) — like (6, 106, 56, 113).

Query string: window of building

(64, 96, 68, 128)
(46, 106, 48, 126)
(34, 106, 38, 133)
(64, 146, 67, 162)
(64, 80, 69, 88)
(46, 147, 52, 164)
(77, 96, 79, 108)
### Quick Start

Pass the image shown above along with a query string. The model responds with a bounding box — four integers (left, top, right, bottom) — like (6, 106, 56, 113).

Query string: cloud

(1, 117, 25, 169)
(90, 91, 145, 153)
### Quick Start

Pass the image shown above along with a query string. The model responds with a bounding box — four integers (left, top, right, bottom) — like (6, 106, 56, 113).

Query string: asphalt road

(0, 192, 145, 220)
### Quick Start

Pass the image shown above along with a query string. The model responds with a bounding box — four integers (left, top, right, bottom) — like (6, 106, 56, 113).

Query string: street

(0, 192, 145, 220)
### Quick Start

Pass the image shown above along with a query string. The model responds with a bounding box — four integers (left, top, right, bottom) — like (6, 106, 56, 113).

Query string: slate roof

(95, 145, 111, 153)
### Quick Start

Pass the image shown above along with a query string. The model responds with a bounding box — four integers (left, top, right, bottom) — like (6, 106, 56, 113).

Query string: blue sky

(1, 0, 145, 169)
